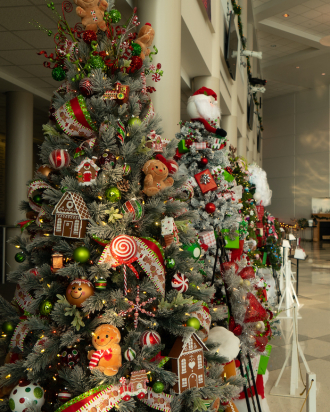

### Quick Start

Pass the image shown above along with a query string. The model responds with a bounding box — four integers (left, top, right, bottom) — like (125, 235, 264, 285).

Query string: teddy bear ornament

(88, 324, 122, 376)
(74, 0, 108, 32)
(142, 156, 174, 196)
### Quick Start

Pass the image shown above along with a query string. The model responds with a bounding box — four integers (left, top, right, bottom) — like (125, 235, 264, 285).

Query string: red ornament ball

(140, 330, 161, 347)
(58, 388, 72, 402)
(82, 30, 97, 44)
(49, 149, 70, 169)
(79, 78, 93, 97)
(200, 157, 208, 166)
(205, 202, 216, 214)
(171, 273, 189, 293)
(98, 151, 117, 167)
(130, 56, 143, 73)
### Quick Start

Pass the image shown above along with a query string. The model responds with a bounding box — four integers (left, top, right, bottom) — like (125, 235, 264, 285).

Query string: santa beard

(195, 96, 221, 122)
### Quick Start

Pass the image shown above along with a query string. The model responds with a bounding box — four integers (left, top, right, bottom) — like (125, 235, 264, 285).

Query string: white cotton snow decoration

(248, 164, 272, 206)
(207, 326, 240, 362)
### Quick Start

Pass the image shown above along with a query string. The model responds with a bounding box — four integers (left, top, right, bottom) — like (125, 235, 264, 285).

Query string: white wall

(263, 86, 330, 224)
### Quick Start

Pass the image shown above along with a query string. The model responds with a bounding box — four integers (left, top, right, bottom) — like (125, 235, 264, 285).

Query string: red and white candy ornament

(140, 330, 161, 347)
(49, 149, 70, 169)
(171, 273, 189, 293)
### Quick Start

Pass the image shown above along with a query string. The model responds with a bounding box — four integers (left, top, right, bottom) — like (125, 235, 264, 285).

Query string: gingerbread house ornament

(168, 333, 208, 394)
(52, 192, 90, 239)
(75, 157, 100, 186)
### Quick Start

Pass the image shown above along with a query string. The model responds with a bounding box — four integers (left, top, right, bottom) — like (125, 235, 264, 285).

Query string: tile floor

(265, 241, 330, 411)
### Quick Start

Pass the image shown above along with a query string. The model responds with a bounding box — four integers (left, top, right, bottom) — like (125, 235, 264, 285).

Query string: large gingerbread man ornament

(135, 23, 155, 60)
(74, 0, 108, 32)
(88, 324, 122, 376)
(142, 158, 174, 197)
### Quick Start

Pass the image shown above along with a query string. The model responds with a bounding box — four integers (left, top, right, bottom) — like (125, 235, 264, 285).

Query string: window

(182, 378, 187, 387)
(188, 338, 194, 350)
(56, 218, 62, 232)
(73, 220, 80, 234)
(197, 355, 203, 369)
(198, 375, 203, 384)
(181, 359, 186, 374)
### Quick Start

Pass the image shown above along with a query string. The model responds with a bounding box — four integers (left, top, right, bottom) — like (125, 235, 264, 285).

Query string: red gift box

(194, 169, 217, 194)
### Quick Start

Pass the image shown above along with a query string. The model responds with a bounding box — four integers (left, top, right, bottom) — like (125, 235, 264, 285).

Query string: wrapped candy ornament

(171, 273, 189, 293)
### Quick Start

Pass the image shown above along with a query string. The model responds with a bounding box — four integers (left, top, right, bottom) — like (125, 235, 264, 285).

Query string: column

(5, 91, 33, 274)
(135, 0, 181, 141)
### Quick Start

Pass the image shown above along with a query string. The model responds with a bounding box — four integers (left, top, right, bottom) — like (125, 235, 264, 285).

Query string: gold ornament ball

(37, 165, 53, 177)
(255, 321, 263, 330)
(243, 280, 250, 287)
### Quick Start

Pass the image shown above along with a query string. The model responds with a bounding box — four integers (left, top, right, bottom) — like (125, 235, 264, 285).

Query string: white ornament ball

(171, 273, 189, 293)
(9, 381, 45, 412)
(124, 347, 137, 361)
(255, 321, 265, 332)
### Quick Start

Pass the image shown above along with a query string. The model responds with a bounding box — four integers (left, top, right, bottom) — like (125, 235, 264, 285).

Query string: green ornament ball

(2, 321, 14, 334)
(33, 194, 42, 205)
(89, 55, 106, 70)
(52, 66, 66, 81)
(105, 187, 121, 202)
(94, 278, 107, 290)
(152, 381, 165, 393)
(73, 247, 90, 263)
(127, 117, 142, 127)
(109, 9, 121, 23)
(131, 42, 142, 56)
(15, 251, 26, 263)
(186, 316, 200, 330)
(61, 186, 68, 193)
(39, 299, 53, 316)
(165, 258, 176, 269)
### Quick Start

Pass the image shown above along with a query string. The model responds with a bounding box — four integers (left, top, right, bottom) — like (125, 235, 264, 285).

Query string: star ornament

(106, 207, 123, 223)
(118, 286, 156, 328)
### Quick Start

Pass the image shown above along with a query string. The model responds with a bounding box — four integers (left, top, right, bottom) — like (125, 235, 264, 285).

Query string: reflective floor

(265, 241, 330, 411)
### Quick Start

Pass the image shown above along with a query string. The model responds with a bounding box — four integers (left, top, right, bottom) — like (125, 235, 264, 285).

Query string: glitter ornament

(49, 149, 70, 169)
(89, 55, 106, 70)
(9, 381, 45, 412)
(105, 187, 121, 202)
(131, 42, 142, 56)
(73, 246, 90, 263)
(66, 279, 94, 307)
(129, 56, 143, 73)
(205, 202, 216, 214)
(109, 9, 121, 23)
(58, 388, 72, 402)
(79, 78, 93, 97)
(116, 120, 126, 144)
(140, 330, 161, 347)
(39, 299, 53, 315)
(98, 152, 117, 167)
(121, 199, 144, 222)
(82, 30, 97, 44)
(152, 381, 165, 393)
(94, 278, 107, 290)
(124, 347, 137, 361)
(171, 273, 189, 293)
(186, 316, 200, 330)
(15, 251, 26, 263)
(60, 347, 80, 367)
(52, 66, 66, 81)
(128, 116, 142, 126)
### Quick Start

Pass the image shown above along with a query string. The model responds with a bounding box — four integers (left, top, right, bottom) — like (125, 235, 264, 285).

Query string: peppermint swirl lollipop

(110, 235, 137, 261)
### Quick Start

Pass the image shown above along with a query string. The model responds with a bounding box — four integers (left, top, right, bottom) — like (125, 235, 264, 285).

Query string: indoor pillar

(5, 91, 33, 274)
(135, 0, 181, 141)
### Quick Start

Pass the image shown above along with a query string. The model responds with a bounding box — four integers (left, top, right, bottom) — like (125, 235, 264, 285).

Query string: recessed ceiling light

(322, 73, 326, 75)
(296, 66, 300, 69)
(283, 13, 289, 17)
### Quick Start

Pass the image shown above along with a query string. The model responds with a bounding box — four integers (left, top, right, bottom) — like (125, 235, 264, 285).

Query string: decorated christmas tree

(0, 3, 245, 412)
(175, 88, 280, 409)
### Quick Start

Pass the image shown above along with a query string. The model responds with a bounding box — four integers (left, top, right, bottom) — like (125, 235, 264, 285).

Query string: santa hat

(189, 87, 217, 103)
(155, 154, 178, 175)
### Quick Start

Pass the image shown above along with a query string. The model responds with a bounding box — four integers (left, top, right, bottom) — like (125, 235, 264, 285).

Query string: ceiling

(253, 0, 330, 99)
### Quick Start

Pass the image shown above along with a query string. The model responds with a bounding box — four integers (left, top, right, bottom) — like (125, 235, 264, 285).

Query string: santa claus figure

(187, 87, 227, 137)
